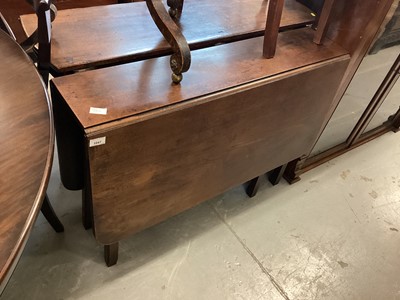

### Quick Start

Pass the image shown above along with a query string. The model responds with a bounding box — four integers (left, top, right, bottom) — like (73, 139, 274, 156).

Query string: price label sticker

(89, 137, 106, 147)
(89, 107, 108, 115)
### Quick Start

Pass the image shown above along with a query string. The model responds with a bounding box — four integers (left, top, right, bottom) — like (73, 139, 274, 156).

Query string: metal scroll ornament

(146, 0, 191, 84)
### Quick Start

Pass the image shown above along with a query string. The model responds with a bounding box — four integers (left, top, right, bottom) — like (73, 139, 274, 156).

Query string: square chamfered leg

(104, 243, 119, 267)
(246, 176, 261, 198)
(268, 163, 288, 186)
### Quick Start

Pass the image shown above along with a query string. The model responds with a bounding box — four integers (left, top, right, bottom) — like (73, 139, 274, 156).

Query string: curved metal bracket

(167, 0, 184, 19)
(146, 0, 191, 84)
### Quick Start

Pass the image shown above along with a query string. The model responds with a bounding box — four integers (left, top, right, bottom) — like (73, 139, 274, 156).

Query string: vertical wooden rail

(263, 0, 285, 58)
(313, 0, 335, 45)
(346, 53, 400, 145)
(36, 0, 51, 85)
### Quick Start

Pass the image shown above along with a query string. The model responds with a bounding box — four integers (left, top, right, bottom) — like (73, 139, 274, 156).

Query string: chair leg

(246, 176, 261, 198)
(41, 194, 64, 232)
(104, 243, 119, 267)
(268, 163, 287, 186)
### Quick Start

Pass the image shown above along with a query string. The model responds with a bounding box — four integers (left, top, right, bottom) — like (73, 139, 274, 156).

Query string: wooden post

(36, 0, 51, 85)
(263, 0, 285, 58)
(346, 53, 400, 145)
(104, 243, 119, 267)
(313, 0, 335, 45)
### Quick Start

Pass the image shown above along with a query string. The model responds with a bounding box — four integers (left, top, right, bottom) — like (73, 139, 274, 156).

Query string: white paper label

(89, 107, 108, 115)
(89, 137, 106, 147)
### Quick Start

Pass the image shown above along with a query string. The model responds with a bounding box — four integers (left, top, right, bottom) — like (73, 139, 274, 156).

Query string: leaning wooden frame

(146, 0, 336, 83)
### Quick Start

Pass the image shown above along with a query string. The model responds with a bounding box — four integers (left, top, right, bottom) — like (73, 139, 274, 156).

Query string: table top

(51, 28, 349, 131)
(0, 30, 54, 293)
(21, 0, 314, 73)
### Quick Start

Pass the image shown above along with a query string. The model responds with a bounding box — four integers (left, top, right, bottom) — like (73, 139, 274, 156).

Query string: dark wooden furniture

(0, 0, 121, 42)
(20, 0, 393, 267)
(20, 0, 315, 75)
(51, 27, 349, 265)
(1, 1, 64, 233)
(0, 29, 57, 294)
(283, 0, 398, 182)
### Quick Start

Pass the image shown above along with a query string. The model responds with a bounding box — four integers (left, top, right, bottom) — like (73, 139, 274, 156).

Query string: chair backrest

(263, 0, 336, 58)
(34, 0, 52, 84)
(0, 0, 54, 85)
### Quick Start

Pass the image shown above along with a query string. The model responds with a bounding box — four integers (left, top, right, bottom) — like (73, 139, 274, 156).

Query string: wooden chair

(145, 0, 335, 84)
(20, 0, 56, 85)
(0, 2, 63, 232)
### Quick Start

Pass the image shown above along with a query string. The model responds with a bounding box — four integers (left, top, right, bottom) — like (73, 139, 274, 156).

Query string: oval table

(0, 29, 56, 293)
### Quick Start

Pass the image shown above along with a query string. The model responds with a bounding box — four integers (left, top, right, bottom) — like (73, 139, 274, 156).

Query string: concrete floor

(1, 128, 400, 299)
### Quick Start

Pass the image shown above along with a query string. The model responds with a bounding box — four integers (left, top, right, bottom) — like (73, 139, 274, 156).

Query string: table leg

(283, 158, 302, 184)
(104, 243, 119, 267)
(41, 194, 64, 232)
(268, 163, 288, 186)
(246, 176, 261, 198)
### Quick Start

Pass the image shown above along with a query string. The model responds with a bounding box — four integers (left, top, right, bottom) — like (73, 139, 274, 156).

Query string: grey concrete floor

(1, 130, 400, 299)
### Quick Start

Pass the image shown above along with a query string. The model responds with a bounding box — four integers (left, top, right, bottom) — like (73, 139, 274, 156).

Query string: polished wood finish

(0, 0, 118, 42)
(51, 28, 349, 265)
(87, 57, 347, 248)
(313, 0, 335, 45)
(146, 0, 190, 83)
(1, 0, 64, 233)
(263, 0, 285, 58)
(0, 30, 54, 293)
(21, 0, 314, 73)
(51, 29, 347, 130)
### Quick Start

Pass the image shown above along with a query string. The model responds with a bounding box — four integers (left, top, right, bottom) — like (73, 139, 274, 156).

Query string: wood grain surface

(0, 0, 118, 43)
(51, 28, 348, 129)
(21, 0, 314, 73)
(51, 27, 349, 245)
(0, 30, 54, 292)
(86, 55, 349, 245)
